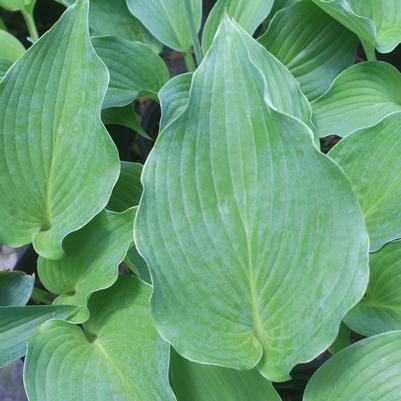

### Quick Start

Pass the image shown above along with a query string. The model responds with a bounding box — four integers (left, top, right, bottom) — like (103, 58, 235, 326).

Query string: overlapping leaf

(38, 209, 135, 323)
(24, 276, 176, 401)
(329, 112, 401, 250)
(0, 29, 25, 63)
(92, 36, 169, 109)
(0, 0, 120, 259)
(312, 62, 401, 137)
(202, 0, 274, 52)
(135, 16, 369, 382)
(126, 0, 202, 52)
(171, 351, 282, 401)
(304, 331, 401, 401)
(0, 271, 33, 306)
(259, 1, 358, 100)
(0, 0, 35, 11)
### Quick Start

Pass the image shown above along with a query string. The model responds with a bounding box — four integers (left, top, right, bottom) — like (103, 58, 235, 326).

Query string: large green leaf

(92, 36, 169, 109)
(0, 29, 25, 62)
(345, 241, 401, 336)
(202, 0, 274, 52)
(0, 271, 34, 306)
(126, 0, 202, 52)
(329, 112, 401, 251)
(38, 209, 135, 323)
(259, 1, 358, 100)
(0, 305, 75, 368)
(304, 331, 401, 401)
(24, 276, 176, 401)
(171, 351, 282, 401)
(0, 0, 120, 260)
(135, 16, 369, 382)
(107, 162, 143, 212)
(312, 62, 401, 137)
(313, 0, 401, 55)
(0, 0, 35, 11)
(0, 58, 11, 79)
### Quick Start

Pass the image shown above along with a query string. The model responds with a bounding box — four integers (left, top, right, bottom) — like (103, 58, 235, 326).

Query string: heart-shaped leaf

(0, 29, 25, 62)
(135, 16, 369, 382)
(0, 271, 34, 306)
(329, 112, 401, 251)
(92, 36, 169, 109)
(312, 62, 401, 137)
(0, 0, 120, 259)
(259, 1, 358, 100)
(304, 331, 401, 401)
(202, 0, 274, 52)
(345, 240, 401, 336)
(126, 0, 202, 52)
(171, 351, 282, 401)
(38, 208, 135, 323)
(0, 305, 75, 368)
(24, 276, 176, 401)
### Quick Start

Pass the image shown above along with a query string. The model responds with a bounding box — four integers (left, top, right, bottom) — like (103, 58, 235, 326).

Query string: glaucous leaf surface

(0, 271, 34, 306)
(0, 0, 120, 259)
(345, 240, 401, 336)
(92, 36, 169, 109)
(38, 209, 135, 323)
(313, 0, 401, 54)
(304, 331, 401, 401)
(0, 305, 75, 368)
(329, 113, 401, 251)
(312, 62, 401, 137)
(135, 16, 369, 382)
(24, 276, 176, 401)
(171, 351, 282, 401)
(259, 1, 358, 100)
(107, 162, 143, 212)
(202, 0, 274, 52)
(126, 0, 202, 52)
(0, 29, 25, 63)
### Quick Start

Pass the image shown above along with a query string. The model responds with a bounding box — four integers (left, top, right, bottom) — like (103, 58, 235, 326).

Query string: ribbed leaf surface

(0, 271, 34, 306)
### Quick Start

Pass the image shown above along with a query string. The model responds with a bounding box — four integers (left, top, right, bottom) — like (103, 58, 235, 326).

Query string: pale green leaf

(0, 58, 11, 79)
(38, 209, 135, 323)
(202, 0, 274, 52)
(0, 0, 120, 260)
(0, 0, 35, 12)
(126, 0, 202, 52)
(259, 1, 358, 100)
(312, 62, 401, 137)
(171, 351, 282, 401)
(135, 16, 369, 382)
(0, 271, 34, 306)
(329, 112, 401, 251)
(107, 162, 143, 212)
(0, 305, 75, 368)
(313, 0, 401, 54)
(24, 276, 176, 401)
(304, 331, 401, 401)
(92, 36, 169, 109)
(0, 29, 25, 62)
(345, 240, 401, 336)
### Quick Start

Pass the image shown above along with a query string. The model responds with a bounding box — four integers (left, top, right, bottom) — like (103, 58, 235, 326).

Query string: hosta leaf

(0, 0, 120, 260)
(313, 0, 401, 54)
(24, 276, 176, 401)
(304, 331, 401, 401)
(135, 16, 369, 382)
(125, 246, 150, 284)
(126, 0, 202, 52)
(259, 1, 358, 100)
(171, 351, 282, 401)
(0, 0, 35, 11)
(202, 0, 274, 52)
(329, 112, 401, 251)
(328, 322, 350, 354)
(0, 305, 75, 368)
(107, 162, 143, 212)
(345, 241, 401, 336)
(312, 62, 401, 137)
(0, 271, 34, 306)
(159, 72, 192, 131)
(92, 36, 169, 109)
(0, 58, 12, 79)
(38, 209, 135, 323)
(0, 29, 25, 62)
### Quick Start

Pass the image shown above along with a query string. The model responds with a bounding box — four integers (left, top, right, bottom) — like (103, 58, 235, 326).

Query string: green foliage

(1, 0, 401, 399)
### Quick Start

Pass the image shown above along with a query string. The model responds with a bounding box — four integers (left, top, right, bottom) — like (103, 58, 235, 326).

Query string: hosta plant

(1, 0, 401, 400)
